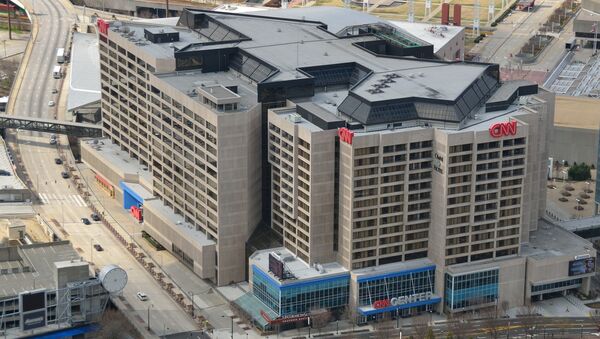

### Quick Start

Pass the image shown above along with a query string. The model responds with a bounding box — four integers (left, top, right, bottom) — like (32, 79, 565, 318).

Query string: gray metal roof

(68, 33, 101, 111)
(0, 242, 81, 296)
(113, 9, 516, 126)
(145, 26, 179, 34)
(258, 6, 386, 35)
(521, 219, 595, 260)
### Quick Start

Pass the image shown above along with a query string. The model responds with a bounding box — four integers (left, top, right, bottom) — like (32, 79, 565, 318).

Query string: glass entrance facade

(252, 265, 350, 316)
(356, 265, 440, 320)
(444, 268, 499, 311)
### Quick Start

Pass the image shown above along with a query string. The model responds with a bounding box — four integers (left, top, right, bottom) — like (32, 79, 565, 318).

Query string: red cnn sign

(373, 299, 391, 309)
(489, 120, 517, 138)
(130, 205, 143, 222)
(97, 19, 109, 36)
(338, 127, 354, 145)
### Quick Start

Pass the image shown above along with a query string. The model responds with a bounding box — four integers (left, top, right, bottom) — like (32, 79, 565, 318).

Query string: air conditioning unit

(288, 113, 302, 123)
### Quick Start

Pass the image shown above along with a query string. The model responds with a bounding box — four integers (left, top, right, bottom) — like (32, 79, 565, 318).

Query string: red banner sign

(95, 174, 110, 187)
(260, 310, 309, 324)
(130, 205, 143, 222)
(97, 19, 109, 36)
(373, 299, 391, 309)
(489, 120, 517, 138)
(338, 127, 354, 145)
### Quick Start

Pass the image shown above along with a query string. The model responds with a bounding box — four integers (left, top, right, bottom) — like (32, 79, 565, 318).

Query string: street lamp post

(5, 0, 12, 40)
(594, 22, 599, 56)
(147, 304, 154, 331)
(190, 291, 195, 318)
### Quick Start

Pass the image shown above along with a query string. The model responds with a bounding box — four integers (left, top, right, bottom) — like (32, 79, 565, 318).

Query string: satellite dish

(98, 265, 128, 293)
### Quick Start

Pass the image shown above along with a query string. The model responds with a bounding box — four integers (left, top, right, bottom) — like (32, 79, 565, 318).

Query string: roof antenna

(296, 41, 300, 78)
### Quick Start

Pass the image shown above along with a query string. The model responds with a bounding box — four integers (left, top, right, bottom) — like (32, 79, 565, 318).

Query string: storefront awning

(233, 293, 278, 329)
(357, 296, 442, 316)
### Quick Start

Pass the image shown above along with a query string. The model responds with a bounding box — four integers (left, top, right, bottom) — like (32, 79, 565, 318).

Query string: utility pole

(473, 0, 481, 37)
(6, 0, 12, 40)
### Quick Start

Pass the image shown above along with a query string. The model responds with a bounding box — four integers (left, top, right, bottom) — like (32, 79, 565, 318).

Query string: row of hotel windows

(448, 138, 526, 154)
(101, 39, 224, 239)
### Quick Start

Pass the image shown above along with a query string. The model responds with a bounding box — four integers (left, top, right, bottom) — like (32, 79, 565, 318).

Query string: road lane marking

(72, 194, 87, 207)
(38, 193, 87, 207)
(39, 193, 49, 204)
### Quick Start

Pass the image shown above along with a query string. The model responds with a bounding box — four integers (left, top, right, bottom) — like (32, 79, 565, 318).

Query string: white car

(136, 291, 148, 301)
(48, 100, 55, 107)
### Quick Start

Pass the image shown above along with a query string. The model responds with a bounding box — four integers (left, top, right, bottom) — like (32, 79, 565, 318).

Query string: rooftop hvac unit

(289, 113, 302, 123)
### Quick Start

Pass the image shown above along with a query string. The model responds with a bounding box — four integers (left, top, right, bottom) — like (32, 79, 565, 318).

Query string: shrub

(568, 162, 592, 181)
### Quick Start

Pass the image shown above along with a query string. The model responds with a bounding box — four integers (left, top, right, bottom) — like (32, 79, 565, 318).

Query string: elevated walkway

(0, 114, 102, 137)
(557, 215, 600, 239)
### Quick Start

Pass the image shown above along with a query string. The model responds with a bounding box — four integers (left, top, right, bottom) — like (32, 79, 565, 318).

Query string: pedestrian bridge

(558, 215, 600, 239)
(0, 114, 102, 138)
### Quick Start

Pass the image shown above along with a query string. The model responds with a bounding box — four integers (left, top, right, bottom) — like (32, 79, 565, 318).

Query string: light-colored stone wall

(216, 106, 262, 285)
(143, 203, 216, 279)
(81, 142, 139, 187)
(267, 109, 337, 264)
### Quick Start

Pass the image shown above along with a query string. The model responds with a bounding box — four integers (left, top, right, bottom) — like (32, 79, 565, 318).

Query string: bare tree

(590, 309, 600, 331)
(309, 308, 331, 335)
(90, 308, 142, 339)
(446, 312, 471, 339)
(342, 306, 359, 334)
(517, 304, 540, 337)
(412, 315, 432, 339)
(372, 312, 395, 339)
(483, 316, 502, 338)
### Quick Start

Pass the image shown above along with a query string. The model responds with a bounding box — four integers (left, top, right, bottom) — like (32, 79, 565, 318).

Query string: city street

(5, 0, 199, 336)
(473, 0, 564, 65)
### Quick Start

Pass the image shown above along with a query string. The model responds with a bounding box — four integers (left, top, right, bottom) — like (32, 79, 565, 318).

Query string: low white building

(390, 21, 465, 60)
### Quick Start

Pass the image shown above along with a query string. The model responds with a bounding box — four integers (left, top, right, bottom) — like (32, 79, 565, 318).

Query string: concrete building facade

(86, 7, 597, 329)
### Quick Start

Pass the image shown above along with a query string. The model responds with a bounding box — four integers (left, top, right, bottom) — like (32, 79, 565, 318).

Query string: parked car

(81, 218, 91, 225)
(61, 171, 69, 179)
(136, 292, 148, 301)
(0, 170, 11, 176)
(49, 139, 57, 145)
(91, 213, 101, 221)
(93, 244, 104, 251)
(48, 101, 55, 107)
(54, 158, 62, 165)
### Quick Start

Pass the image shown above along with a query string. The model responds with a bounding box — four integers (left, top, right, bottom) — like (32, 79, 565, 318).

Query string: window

(445, 269, 499, 310)
(357, 268, 435, 307)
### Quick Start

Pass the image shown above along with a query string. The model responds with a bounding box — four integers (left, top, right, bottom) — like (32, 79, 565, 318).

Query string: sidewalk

(75, 162, 254, 337)
(0, 30, 29, 59)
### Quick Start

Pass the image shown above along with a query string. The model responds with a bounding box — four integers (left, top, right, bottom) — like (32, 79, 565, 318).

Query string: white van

(52, 66, 62, 79)
(56, 48, 65, 63)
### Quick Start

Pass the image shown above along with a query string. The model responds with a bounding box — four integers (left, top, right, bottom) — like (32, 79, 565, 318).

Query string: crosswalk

(38, 193, 87, 207)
